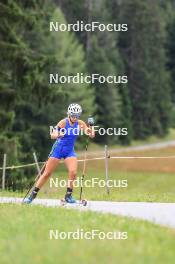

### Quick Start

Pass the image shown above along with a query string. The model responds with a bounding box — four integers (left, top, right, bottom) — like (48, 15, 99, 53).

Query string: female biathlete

(24, 103, 95, 204)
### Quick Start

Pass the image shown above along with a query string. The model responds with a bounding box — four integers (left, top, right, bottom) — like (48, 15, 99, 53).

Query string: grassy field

(1, 146, 175, 202)
(0, 204, 175, 264)
(1, 146, 175, 264)
(2, 170, 175, 202)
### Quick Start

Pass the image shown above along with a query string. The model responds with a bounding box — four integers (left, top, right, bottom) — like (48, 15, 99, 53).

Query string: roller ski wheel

(80, 199, 87, 206)
(60, 199, 67, 206)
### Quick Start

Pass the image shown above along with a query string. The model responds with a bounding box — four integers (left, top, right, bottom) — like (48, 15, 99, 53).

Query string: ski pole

(22, 161, 46, 203)
(79, 137, 89, 201)
(79, 116, 94, 201)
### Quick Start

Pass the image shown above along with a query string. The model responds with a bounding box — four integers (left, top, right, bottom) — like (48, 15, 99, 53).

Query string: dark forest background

(1, 0, 175, 189)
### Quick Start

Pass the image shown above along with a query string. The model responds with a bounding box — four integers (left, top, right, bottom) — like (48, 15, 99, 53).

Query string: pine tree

(49, 8, 95, 119)
(119, 0, 172, 138)
(87, 36, 121, 144)
(56, 0, 132, 144)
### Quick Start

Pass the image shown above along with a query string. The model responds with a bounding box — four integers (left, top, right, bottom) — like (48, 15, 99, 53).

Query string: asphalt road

(1, 197, 175, 229)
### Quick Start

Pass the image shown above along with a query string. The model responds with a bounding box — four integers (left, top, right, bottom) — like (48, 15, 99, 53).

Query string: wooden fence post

(104, 145, 110, 195)
(2, 154, 7, 190)
(33, 152, 41, 175)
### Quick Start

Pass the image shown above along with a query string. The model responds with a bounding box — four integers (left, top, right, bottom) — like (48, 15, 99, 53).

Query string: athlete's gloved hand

(87, 116, 94, 126)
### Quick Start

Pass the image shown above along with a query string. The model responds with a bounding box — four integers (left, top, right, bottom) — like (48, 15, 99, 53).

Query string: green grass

(42, 168, 175, 202)
(1, 146, 175, 264)
(1, 146, 175, 202)
(0, 204, 175, 264)
(128, 128, 175, 147)
(1, 169, 175, 202)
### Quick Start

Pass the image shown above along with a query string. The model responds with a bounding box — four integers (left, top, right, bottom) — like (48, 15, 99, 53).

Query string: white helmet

(67, 103, 82, 117)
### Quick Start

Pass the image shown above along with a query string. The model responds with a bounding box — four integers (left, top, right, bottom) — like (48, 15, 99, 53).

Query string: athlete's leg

(64, 157, 78, 203)
(24, 157, 60, 204)
(64, 157, 78, 189)
(36, 157, 60, 189)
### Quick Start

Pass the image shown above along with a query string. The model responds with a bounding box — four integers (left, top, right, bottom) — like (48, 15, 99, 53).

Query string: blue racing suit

(49, 118, 79, 159)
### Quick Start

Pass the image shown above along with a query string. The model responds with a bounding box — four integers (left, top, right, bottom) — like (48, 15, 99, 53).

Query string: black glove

(87, 116, 94, 126)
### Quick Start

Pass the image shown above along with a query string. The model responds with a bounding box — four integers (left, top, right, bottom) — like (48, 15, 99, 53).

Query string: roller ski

(60, 199, 87, 206)
(60, 194, 87, 206)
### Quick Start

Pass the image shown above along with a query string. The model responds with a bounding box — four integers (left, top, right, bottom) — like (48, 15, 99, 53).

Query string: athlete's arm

(50, 119, 66, 139)
(78, 120, 95, 138)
